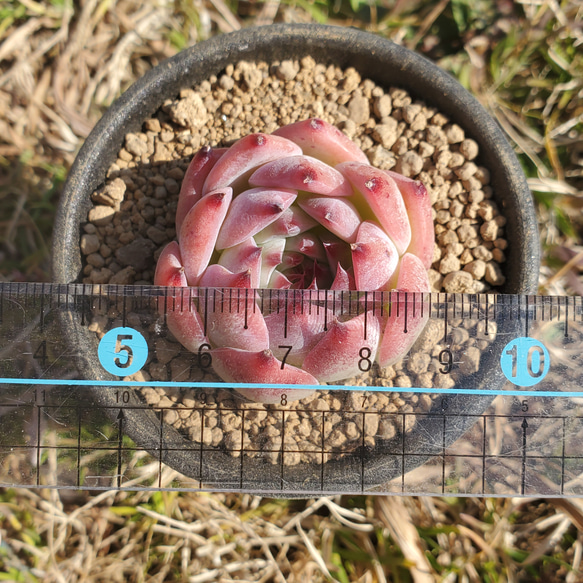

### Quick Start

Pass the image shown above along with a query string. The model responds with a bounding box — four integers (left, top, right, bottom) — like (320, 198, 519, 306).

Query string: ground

(0, 1, 582, 581)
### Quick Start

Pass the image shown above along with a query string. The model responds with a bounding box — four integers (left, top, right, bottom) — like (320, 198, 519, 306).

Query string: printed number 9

(98, 327, 148, 376)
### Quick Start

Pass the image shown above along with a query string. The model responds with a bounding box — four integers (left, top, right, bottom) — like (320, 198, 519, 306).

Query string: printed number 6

(98, 327, 148, 376)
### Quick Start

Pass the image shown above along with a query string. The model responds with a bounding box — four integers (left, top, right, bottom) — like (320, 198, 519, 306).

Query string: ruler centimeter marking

(2, 282, 583, 496)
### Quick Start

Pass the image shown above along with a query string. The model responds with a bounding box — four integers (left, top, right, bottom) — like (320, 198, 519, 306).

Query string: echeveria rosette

(154, 118, 434, 404)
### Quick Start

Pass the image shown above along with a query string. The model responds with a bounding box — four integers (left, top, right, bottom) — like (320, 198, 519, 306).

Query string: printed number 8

(358, 347, 372, 372)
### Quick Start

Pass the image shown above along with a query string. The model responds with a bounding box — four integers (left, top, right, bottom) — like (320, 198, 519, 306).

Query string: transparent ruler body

(1, 282, 582, 498)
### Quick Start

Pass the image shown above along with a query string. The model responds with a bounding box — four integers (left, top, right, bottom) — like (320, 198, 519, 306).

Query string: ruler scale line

(521, 417, 528, 496)
(240, 409, 246, 490)
(159, 409, 164, 489)
(7, 442, 583, 461)
(77, 406, 82, 488)
(441, 415, 446, 495)
(561, 417, 566, 497)
(3, 378, 583, 399)
(3, 282, 583, 497)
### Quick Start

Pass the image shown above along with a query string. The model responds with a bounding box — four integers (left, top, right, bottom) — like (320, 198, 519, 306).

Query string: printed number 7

(279, 345, 293, 369)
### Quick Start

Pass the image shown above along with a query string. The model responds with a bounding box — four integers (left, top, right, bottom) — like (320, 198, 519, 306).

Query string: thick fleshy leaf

(203, 133, 302, 194)
(385, 170, 434, 268)
(321, 233, 353, 276)
(312, 260, 332, 289)
(351, 221, 399, 291)
(205, 287, 270, 352)
(153, 241, 207, 353)
(249, 155, 354, 197)
(377, 253, 431, 367)
(254, 206, 318, 243)
(199, 264, 252, 289)
(179, 187, 232, 285)
(302, 312, 381, 382)
(216, 188, 296, 250)
(268, 269, 293, 289)
(217, 238, 261, 288)
(330, 263, 353, 290)
(338, 162, 412, 255)
(176, 146, 226, 238)
(154, 241, 187, 288)
(298, 196, 361, 243)
(285, 233, 327, 262)
(260, 239, 286, 287)
(280, 252, 304, 271)
(265, 304, 332, 367)
(198, 258, 269, 352)
(273, 118, 369, 167)
(212, 348, 317, 404)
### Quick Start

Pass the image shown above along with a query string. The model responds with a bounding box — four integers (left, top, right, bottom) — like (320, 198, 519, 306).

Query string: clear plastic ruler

(1, 282, 582, 498)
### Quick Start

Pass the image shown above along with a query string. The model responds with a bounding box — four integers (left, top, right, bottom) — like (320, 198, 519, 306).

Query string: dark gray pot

(53, 23, 540, 494)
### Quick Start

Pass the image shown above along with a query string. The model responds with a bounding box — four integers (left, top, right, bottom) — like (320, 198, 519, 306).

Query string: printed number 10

(500, 337, 550, 387)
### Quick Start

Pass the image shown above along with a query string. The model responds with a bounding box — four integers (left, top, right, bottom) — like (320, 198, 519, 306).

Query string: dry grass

(1, 0, 583, 581)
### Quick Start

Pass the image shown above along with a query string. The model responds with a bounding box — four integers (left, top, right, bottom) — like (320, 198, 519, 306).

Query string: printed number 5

(98, 327, 148, 376)
(114, 335, 134, 368)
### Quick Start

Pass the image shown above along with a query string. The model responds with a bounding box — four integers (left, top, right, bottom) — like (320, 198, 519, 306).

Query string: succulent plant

(154, 118, 434, 403)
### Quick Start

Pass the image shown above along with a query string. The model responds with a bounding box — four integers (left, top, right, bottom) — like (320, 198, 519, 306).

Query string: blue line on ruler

(0, 377, 581, 398)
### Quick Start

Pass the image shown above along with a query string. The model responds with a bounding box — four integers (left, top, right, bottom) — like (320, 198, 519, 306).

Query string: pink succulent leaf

(298, 196, 362, 243)
(217, 238, 261, 288)
(302, 312, 381, 383)
(199, 264, 253, 289)
(337, 161, 412, 255)
(176, 146, 227, 238)
(321, 233, 353, 276)
(393, 251, 432, 294)
(166, 308, 208, 355)
(273, 118, 370, 167)
(260, 238, 286, 287)
(385, 170, 435, 268)
(211, 348, 317, 404)
(377, 253, 431, 368)
(306, 276, 318, 290)
(313, 260, 332, 289)
(279, 251, 304, 271)
(330, 263, 353, 290)
(206, 288, 270, 352)
(154, 241, 187, 288)
(249, 155, 354, 197)
(254, 206, 318, 243)
(198, 265, 269, 351)
(179, 187, 232, 285)
(265, 306, 332, 367)
(285, 232, 327, 262)
(203, 133, 302, 194)
(268, 269, 293, 289)
(351, 221, 399, 291)
(153, 241, 207, 352)
(216, 187, 297, 250)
